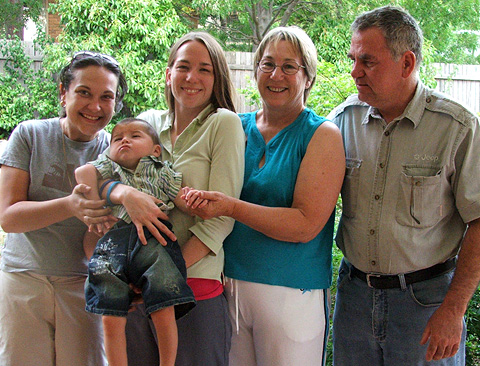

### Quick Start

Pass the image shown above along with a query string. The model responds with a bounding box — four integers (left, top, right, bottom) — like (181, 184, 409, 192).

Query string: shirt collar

(365, 82, 426, 128)
(163, 103, 215, 130)
(107, 154, 164, 174)
(141, 155, 164, 165)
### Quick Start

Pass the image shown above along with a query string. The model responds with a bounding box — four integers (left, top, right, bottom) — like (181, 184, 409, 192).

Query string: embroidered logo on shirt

(414, 154, 439, 162)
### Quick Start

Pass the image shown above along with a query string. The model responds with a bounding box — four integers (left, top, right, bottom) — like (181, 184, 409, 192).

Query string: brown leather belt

(350, 258, 456, 289)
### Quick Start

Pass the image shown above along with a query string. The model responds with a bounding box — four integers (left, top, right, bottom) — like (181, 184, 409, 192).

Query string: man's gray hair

(352, 6, 423, 69)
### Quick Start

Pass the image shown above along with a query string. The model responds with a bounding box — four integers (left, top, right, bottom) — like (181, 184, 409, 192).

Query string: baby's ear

(152, 144, 162, 157)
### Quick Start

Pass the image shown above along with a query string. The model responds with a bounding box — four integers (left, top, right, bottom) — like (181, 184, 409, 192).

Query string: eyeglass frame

(72, 51, 119, 67)
(257, 59, 306, 75)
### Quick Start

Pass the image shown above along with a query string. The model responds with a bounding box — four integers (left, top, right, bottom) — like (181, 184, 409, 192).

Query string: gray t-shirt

(0, 118, 110, 276)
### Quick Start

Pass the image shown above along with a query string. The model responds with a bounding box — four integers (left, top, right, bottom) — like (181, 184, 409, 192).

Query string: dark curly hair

(58, 52, 128, 117)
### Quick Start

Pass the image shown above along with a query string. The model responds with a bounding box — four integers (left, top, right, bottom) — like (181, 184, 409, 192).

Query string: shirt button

(375, 195, 381, 200)
(370, 229, 375, 235)
(384, 131, 390, 136)
(379, 162, 384, 168)
(415, 181, 421, 186)
(371, 260, 376, 266)
(426, 97, 432, 103)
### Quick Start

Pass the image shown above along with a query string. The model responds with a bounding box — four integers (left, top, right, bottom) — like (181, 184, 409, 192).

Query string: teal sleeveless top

(224, 108, 335, 289)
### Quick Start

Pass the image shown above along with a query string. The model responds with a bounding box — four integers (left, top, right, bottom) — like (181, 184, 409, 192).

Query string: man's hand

(420, 304, 463, 361)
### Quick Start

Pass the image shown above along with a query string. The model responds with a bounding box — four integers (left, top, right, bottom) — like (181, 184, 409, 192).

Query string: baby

(75, 118, 197, 366)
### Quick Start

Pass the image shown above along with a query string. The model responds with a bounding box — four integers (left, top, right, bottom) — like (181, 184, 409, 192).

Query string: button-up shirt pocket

(396, 165, 445, 228)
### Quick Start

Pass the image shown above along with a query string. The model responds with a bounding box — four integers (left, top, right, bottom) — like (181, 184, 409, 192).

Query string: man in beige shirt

(329, 6, 480, 365)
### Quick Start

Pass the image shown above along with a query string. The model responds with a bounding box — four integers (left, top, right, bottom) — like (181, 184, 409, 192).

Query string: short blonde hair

(254, 26, 317, 102)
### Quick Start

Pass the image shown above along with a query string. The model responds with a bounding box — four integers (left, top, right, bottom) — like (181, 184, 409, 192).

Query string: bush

(0, 0, 189, 139)
(0, 35, 58, 138)
(46, 0, 188, 118)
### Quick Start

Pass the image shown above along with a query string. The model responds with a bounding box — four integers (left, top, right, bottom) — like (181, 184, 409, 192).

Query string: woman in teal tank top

(184, 26, 345, 366)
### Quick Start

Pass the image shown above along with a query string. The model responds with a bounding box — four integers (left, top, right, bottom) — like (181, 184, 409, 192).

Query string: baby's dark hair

(112, 118, 160, 145)
(59, 51, 128, 116)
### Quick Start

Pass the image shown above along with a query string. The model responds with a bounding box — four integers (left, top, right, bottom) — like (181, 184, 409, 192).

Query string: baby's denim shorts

(85, 220, 196, 318)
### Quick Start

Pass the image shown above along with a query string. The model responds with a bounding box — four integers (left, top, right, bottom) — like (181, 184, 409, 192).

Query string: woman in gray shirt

(0, 51, 127, 366)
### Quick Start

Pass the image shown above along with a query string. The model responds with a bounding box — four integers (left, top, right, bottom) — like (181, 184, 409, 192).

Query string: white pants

(225, 278, 329, 366)
(0, 271, 106, 366)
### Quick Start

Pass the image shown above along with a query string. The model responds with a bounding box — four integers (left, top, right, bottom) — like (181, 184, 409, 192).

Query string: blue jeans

(332, 259, 466, 366)
(85, 221, 195, 318)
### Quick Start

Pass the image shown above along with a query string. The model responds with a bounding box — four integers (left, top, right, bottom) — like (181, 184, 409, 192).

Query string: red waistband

(187, 278, 223, 301)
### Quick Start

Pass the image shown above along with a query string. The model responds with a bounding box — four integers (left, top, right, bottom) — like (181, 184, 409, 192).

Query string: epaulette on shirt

(328, 91, 478, 130)
(424, 89, 478, 128)
(327, 94, 369, 121)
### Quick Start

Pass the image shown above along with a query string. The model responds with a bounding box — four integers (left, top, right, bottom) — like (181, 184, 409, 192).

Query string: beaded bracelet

(106, 181, 122, 207)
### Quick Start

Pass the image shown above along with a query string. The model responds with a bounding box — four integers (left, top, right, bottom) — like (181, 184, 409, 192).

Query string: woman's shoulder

(302, 108, 327, 126)
(298, 109, 341, 137)
(17, 117, 60, 128)
(138, 109, 169, 120)
(213, 108, 240, 120)
(238, 111, 256, 120)
(209, 108, 242, 127)
(302, 109, 339, 133)
(10, 117, 60, 138)
(137, 109, 170, 131)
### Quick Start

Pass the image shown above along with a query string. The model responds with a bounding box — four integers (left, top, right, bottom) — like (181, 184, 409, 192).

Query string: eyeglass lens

(258, 60, 304, 75)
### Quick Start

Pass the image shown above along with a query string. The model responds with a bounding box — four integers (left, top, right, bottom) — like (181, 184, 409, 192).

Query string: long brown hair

(165, 32, 236, 114)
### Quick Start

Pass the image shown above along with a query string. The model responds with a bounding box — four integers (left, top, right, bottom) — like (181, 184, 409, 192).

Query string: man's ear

(402, 51, 416, 78)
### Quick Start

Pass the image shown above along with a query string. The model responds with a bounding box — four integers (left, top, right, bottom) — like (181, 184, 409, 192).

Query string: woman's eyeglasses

(257, 60, 306, 75)
(72, 51, 119, 67)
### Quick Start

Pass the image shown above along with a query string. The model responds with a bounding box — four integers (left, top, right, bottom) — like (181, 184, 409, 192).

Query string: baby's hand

(182, 187, 209, 209)
(88, 223, 104, 236)
(88, 217, 117, 236)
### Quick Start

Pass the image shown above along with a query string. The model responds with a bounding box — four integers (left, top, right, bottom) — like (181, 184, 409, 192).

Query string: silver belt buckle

(366, 273, 382, 288)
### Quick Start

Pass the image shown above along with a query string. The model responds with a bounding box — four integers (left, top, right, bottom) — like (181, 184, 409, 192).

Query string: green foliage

(466, 289, 480, 365)
(308, 60, 356, 116)
(1, 0, 189, 138)
(419, 38, 438, 89)
(403, 0, 480, 64)
(0, 0, 43, 37)
(0, 35, 58, 138)
(46, 0, 188, 118)
(239, 74, 261, 110)
(178, 0, 480, 64)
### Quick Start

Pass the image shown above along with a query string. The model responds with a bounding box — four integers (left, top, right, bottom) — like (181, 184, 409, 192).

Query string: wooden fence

(225, 51, 257, 113)
(1, 43, 480, 114)
(434, 63, 480, 114)
(0, 41, 44, 73)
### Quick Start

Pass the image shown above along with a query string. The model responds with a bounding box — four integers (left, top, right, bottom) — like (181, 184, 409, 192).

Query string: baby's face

(110, 122, 161, 170)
